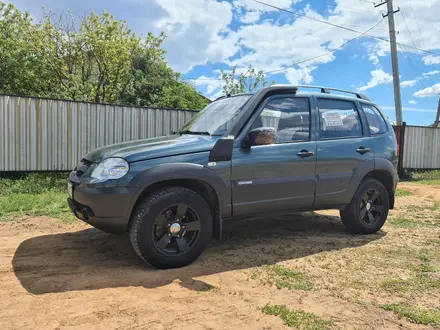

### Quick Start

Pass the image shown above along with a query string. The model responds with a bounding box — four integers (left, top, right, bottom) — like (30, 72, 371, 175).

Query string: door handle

(356, 147, 371, 155)
(297, 150, 315, 158)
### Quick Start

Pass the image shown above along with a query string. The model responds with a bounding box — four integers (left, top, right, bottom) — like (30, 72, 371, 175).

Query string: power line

(311, 0, 381, 14)
(399, 10, 439, 87)
(252, 0, 440, 56)
(265, 18, 385, 74)
(184, 18, 385, 81)
(406, 0, 440, 83)
(398, 10, 429, 86)
(398, 44, 426, 88)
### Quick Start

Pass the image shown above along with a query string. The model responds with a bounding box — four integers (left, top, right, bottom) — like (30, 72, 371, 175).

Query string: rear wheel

(129, 187, 213, 269)
(340, 178, 389, 234)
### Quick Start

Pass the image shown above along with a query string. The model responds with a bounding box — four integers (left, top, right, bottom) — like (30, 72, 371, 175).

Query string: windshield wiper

(178, 130, 211, 136)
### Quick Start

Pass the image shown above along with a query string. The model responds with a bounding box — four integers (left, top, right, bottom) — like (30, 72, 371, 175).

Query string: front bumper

(67, 183, 138, 234)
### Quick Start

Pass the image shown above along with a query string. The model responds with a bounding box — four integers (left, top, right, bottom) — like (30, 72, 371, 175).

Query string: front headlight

(89, 158, 129, 183)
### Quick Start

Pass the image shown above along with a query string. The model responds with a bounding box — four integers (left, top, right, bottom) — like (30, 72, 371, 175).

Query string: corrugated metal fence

(0, 95, 197, 171)
(402, 125, 440, 169)
(2, 94, 440, 172)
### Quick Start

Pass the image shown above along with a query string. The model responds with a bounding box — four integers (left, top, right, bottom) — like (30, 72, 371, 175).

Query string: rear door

(314, 97, 374, 208)
(231, 95, 317, 216)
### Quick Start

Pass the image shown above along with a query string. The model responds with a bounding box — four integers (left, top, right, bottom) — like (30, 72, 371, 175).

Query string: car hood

(83, 134, 219, 163)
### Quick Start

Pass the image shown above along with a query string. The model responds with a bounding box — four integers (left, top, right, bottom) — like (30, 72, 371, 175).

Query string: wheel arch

(345, 159, 397, 209)
(361, 169, 395, 209)
(125, 163, 228, 238)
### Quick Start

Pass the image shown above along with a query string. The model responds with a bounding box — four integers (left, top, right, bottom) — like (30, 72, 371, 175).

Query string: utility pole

(375, 0, 403, 125)
(434, 98, 440, 127)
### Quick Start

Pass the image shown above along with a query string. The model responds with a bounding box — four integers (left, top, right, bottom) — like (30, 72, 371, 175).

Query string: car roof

(215, 87, 377, 106)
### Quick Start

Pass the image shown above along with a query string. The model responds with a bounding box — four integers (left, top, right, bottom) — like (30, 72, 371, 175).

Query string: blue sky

(9, 0, 440, 126)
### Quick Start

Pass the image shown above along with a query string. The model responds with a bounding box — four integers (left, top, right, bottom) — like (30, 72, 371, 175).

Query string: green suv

(67, 85, 399, 269)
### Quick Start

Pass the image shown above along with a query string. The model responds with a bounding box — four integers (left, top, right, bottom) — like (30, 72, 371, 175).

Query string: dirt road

(1, 182, 439, 329)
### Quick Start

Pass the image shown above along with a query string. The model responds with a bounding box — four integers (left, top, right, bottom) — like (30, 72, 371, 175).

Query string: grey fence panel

(0, 95, 197, 171)
(403, 126, 440, 169)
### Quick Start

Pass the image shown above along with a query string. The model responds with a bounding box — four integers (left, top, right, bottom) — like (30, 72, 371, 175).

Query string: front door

(314, 97, 374, 208)
(231, 96, 317, 216)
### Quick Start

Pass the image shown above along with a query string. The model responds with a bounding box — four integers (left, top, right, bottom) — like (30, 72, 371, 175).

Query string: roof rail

(294, 85, 370, 101)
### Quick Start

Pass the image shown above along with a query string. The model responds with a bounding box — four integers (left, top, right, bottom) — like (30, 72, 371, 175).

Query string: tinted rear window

(362, 104, 388, 135)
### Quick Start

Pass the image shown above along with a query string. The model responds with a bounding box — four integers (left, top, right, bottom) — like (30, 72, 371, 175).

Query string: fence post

(398, 122, 406, 178)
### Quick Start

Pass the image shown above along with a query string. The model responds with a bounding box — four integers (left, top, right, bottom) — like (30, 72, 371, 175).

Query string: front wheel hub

(169, 222, 182, 236)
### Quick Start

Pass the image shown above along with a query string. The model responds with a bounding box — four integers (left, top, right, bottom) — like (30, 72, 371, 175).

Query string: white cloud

(191, 75, 223, 98)
(413, 83, 440, 97)
(422, 55, 440, 65)
(422, 70, 440, 76)
(285, 66, 315, 84)
(240, 11, 261, 24)
(155, 0, 238, 72)
(400, 80, 417, 88)
(359, 69, 393, 92)
(409, 100, 418, 105)
(233, 0, 295, 12)
(363, 41, 387, 65)
(12, 0, 440, 85)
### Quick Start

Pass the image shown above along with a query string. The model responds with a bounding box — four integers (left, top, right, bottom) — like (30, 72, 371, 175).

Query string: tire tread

(129, 187, 212, 268)
(340, 178, 389, 234)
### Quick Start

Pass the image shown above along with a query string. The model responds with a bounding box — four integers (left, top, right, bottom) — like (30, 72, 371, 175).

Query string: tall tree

(0, 2, 56, 96)
(221, 65, 274, 96)
(0, 2, 209, 109)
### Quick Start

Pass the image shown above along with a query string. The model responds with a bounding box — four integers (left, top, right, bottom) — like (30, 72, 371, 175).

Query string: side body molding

(125, 162, 231, 221)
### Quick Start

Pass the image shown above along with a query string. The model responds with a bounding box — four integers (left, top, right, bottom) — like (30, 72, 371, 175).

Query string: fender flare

(124, 162, 230, 223)
(345, 158, 397, 206)
(343, 159, 375, 205)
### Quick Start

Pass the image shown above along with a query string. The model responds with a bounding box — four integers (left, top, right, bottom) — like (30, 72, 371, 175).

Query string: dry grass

(263, 304, 333, 329)
(0, 176, 439, 329)
(252, 182, 440, 327)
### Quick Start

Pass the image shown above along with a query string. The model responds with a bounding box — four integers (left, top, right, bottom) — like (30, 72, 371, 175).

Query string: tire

(129, 187, 213, 269)
(340, 178, 389, 234)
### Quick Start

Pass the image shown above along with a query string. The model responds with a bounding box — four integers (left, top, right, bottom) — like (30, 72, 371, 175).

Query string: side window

(250, 97, 310, 143)
(318, 99, 362, 139)
(362, 104, 388, 135)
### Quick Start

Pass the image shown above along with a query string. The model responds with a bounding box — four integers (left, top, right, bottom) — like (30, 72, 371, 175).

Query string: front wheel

(129, 187, 213, 269)
(340, 178, 389, 234)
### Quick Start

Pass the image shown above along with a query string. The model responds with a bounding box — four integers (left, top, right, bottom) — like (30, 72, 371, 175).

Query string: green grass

(265, 265, 314, 291)
(395, 188, 412, 197)
(380, 253, 439, 294)
(262, 304, 333, 330)
(406, 170, 440, 185)
(389, 217, 416, 228)
(0, 172, 68, 195)
(407, 202, 440, 212)
(380, 303, 440, 328)
(388, 216, 440, 228)
(0, 173, 74, 222)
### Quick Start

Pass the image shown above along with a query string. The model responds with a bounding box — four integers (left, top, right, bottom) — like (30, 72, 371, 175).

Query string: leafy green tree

(0, 2, 56, 96)
(0, 2, 209, 109)
(221, 65, 274, 96)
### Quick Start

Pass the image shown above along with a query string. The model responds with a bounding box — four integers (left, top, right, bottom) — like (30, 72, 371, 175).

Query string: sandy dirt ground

(0, 182, 439, 330)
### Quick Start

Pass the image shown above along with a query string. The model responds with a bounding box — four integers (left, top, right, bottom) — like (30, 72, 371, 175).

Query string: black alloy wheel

(129, 187, 213, 269)
(340, 178, 390, 234)
(359, 188, 384, 227)
(152, 204, 201, 256)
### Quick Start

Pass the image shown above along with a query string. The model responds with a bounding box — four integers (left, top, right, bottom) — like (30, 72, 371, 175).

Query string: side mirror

(209, 136, 234, 162)
(244, 127, 276, 147)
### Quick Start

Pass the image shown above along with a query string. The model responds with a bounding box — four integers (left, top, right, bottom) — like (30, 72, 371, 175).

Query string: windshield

(179, 95, 253, 136)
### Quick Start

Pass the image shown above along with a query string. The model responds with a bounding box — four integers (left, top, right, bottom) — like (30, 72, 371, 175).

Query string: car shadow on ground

(12, 211, 385, 294)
